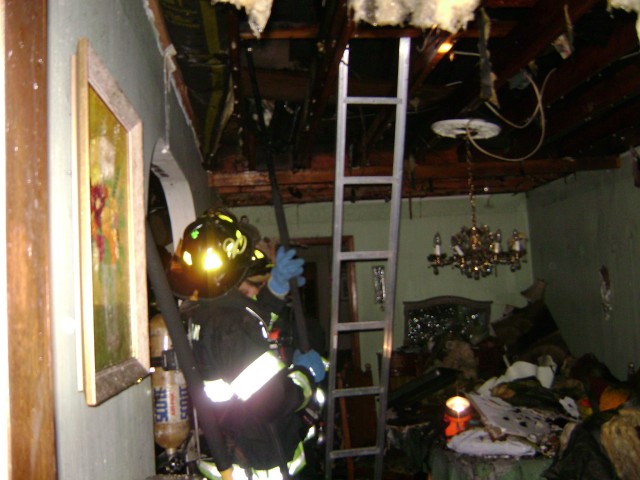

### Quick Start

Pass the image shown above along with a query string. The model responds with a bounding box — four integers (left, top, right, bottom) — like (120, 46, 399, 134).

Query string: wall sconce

(372, 266, 386, 307)
(444, 395, 472, 439)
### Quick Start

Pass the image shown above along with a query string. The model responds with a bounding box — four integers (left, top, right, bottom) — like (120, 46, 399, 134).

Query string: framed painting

(74, 38, 149, 406)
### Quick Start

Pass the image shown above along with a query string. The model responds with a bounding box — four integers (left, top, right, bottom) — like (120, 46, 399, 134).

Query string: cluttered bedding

(387, 288, 640, 480)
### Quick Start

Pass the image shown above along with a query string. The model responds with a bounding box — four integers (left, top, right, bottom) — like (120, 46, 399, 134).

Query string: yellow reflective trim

(198, 461, 248, 480)
(288, 441, 307, 474)
(322, 356, 330, 371)
(304, 425, 316, 441)
(189, 323, 201, 342)
(222, 232, 248, 259)
(288, 370, 313, 410)
(252, 442, 306, 479)
(315, 386, 326, 406)
(198, 442, 304, 480)
(231, 351, 285, 401)
(204, 378, 234, 402)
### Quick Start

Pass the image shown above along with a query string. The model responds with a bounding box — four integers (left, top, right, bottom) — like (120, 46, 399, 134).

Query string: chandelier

(427, 119, 527, 279)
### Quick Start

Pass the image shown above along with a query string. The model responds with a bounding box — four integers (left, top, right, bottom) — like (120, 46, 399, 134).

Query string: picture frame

(74, 38, 149, 406)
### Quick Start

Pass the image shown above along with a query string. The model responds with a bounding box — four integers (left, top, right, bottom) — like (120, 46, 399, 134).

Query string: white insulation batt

(214, 0, 274, 37)
(609, 0, 640, 40)
(350, 0, 480, 33)
(214, 0, 480, 38)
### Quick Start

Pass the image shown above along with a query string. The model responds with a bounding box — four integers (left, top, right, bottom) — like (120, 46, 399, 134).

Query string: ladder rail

(323, 41, 350, 479)
(324, 37, 410, 480)
(374, 35, 410, 478)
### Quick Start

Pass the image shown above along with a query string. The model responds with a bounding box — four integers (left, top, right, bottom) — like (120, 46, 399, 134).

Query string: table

(428, 447, 553, 480)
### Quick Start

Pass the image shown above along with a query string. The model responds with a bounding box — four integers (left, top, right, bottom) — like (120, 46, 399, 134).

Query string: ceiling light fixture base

(431, 118, 501, 140)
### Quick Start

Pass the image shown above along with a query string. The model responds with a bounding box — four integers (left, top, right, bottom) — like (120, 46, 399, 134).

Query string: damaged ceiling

(150, 0, 638, 207)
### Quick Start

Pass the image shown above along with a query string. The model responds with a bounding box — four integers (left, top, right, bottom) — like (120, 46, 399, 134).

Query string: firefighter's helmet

(167, 209, 257, 299)
(244, 248, 273, 284)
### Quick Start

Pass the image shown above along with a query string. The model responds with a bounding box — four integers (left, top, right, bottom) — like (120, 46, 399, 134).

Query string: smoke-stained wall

(528, 154, 640, 380)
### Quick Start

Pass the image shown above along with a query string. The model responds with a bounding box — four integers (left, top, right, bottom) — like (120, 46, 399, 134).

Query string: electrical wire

(468, 68, 556, 162)
(485, 69, 555, 130)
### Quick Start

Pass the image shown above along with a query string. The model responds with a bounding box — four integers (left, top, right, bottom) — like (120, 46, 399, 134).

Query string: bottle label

(153, 384, 189, 423)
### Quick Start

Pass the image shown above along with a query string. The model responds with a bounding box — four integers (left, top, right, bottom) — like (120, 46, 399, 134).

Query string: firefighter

(167, 208, 325, 480)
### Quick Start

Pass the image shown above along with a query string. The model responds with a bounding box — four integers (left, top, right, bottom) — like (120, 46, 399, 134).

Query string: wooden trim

(5, 1, 56, 478)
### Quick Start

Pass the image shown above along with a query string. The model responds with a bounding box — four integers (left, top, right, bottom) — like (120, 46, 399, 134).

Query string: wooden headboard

(403, 295, 492, 349)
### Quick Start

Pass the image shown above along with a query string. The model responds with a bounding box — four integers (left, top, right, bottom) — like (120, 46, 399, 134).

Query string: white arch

(150, 138, 196, 249)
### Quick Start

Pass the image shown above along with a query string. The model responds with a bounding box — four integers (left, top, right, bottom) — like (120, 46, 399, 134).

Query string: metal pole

(245, 46, 311, 353)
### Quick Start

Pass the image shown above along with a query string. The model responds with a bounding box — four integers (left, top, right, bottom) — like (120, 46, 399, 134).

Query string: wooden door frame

(293, 235, 362, 368)
(4, 1, 56, 478)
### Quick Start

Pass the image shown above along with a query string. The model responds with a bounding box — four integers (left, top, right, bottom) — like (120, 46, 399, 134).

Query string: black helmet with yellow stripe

(168, 208, 260, 299)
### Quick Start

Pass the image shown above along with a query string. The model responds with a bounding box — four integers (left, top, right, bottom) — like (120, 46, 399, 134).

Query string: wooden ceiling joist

(425, 0, 603, 128)
(294, 0, 353, 168)
(156, 1, 631, 207)
(210, 154, 618, 190)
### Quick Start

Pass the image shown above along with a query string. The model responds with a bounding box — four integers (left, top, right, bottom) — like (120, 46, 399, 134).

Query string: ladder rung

(329, 446, 381, 460)
(341, 175, 395, 186)
(344, 96, 401, 106)
(336, 320, 385, 332)
(333, 386, 383, 398)
(339, 250, 390, 261)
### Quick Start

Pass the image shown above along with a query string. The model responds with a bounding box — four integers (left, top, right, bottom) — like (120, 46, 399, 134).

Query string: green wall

(48, 1, 211, 478)
(528, 154, 640, 380)
(233, 193, 533, 380)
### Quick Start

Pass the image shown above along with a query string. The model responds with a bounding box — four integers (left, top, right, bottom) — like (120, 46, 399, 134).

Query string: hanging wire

(163, 44, 177, 150)
(485, 69, 555, 130)
(467, 69, 556, 162)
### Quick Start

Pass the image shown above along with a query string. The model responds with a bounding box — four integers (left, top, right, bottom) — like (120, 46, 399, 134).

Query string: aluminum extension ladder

(324, 37, 411, 480)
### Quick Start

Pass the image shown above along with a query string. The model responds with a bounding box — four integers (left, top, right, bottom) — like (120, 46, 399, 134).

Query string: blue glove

(268, 246, 305, 296)
(293, 349, 326, 383)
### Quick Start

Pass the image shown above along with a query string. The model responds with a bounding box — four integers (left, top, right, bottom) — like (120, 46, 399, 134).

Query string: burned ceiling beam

(209, 154, 618, 189)
(294, 0, 353, 169)
(360, 31, 455, 159)
(533, 13, 638, 106)
(542, 62, 640, 148)
(498, 13, 639, 126)
(239, 24, 320, 40)
(155, 1, 636, 206)
(226, 7, 251, 168)
(209, 153, 619, 206)
(557, 96, 640, 156)
(469, 11, 640, 161)
(424, 0, 603, 133)
(480, 0, 603, 97)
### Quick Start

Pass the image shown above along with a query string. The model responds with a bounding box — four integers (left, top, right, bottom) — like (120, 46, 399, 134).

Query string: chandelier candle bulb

(511, 230, 522, 251)
(494, 230, 502, 253)
(434, 233, 442, 256)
